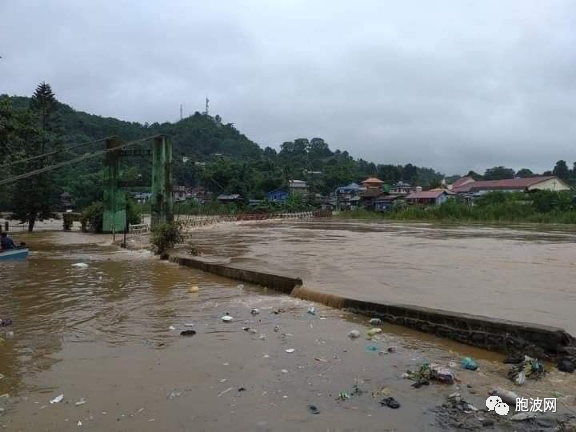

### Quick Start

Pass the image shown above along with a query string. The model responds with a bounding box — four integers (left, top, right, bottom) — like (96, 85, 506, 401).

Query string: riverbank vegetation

(337, 191, 576, 224)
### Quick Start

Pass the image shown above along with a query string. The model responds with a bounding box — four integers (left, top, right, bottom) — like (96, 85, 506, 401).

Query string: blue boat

(0, 248, 29, 261)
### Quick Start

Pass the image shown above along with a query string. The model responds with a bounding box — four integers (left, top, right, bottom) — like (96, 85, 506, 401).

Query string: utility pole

(205, 97, 209, 116)
(179, 104, 183, 121)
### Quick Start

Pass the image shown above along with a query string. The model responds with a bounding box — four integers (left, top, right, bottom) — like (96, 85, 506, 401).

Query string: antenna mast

(180, 104, 183, 120)
(205, 96, 210, 116)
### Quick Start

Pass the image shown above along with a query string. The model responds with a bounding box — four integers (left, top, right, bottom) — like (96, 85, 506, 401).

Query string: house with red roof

(452, 176, 570, 195)
(405, 189, 452, 206)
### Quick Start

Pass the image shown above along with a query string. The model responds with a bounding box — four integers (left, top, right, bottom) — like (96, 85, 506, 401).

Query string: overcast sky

(2, 0, 576, 175)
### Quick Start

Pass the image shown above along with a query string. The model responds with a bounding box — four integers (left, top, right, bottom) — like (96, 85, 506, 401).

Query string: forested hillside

(1, 92, 446, 209)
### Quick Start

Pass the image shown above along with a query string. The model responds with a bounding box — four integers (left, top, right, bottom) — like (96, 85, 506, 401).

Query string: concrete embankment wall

(169, 254, 576, 359)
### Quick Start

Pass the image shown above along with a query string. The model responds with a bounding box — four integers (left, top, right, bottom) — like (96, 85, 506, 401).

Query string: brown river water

(189, 220, 576, 334)
(1, 226, 576, 431)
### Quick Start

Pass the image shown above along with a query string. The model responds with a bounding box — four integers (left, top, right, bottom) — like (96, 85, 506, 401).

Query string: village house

(361, 177, 384, 189)
(265, 188, 289, 202)
(405, 189, 452, 206)
(452, 176, 570, 195)
(335, 182, 365, 210)
(288, 180, 309, 195)
(390, 181, 421, 195)
(373, 195, 403, 212)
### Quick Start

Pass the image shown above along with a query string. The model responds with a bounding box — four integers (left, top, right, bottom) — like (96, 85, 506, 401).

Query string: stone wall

(169, 254, 576, 360)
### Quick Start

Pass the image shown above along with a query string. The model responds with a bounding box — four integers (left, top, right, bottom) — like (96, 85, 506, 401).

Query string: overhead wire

(0, 136, 114, 169)
(0, 135, 163, 186)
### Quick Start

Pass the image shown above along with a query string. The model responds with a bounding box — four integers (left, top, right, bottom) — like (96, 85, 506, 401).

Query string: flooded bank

(1, 230, 576, 431)
(188, 220, 576, 334)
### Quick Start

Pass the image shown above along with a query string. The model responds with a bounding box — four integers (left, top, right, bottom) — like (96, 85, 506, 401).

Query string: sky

(1, 0, 576, 175)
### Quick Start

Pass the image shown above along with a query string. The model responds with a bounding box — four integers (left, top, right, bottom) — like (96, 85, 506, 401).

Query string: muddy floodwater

(189, 220, 576, 334)
(1, 228, 576, 431)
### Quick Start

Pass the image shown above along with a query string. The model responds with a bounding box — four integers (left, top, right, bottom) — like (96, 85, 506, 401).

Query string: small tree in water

(151, 222, 184, 257)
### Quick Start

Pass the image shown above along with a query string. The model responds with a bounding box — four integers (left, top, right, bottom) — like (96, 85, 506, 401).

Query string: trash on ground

(72, 263, 88, 268)
(336, 392, 351, 401)
(444, 392, 477, 413)
(50, 394, 64, 404)
(74, 398, 86, 406)
(188, 285, 199, 293)
(307, 307, 316, 315)
(168, 325, 176, 330)
(507, 356, 544, 385)
(387, 346, 397, 353)
(314, 357, 328, 362)
(221, 313, 233, 322)
(251, 308, 260, 316)
(511, 412, 538, 421)
(367, 328, 382, 337)
(406, 363, 455, 384)
(272, 308, 285, 315)
(273, 325, 280, 332)
(0, 374, 3, 380)
(503, 354, 524, 364)
(180, 330, 196, 337)
(285, 348, 295, 353)
(236, 284, 244, 289)
(259, 334, 266, 340)
(281, 369, 288, 374)
(77, 421, 82, 426)
(371, 387, 390, 398)
(490, 387, 519, 405)
(380, 396, 401, 409)
(217, 387, 234, 397)
(348, 330, 361, 339)
(307, 404, 320, 414)
(369, 318, 382, 325)
(558, 357, 575, 373)
(461, 357, 478, 371)
(0, 319, 12, 327)
(365, 344, 379, 352)
(184, 323, 194, 327)
(238, 387, 246, 392)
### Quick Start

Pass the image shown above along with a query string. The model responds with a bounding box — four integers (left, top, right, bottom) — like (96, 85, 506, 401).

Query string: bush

(81, 198, 141, 233)
(151, 221, 184, 256)
(81, 202, 104, 233)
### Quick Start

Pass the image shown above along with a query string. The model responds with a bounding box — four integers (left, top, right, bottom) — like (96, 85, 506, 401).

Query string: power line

(0, 136, 114, 169)
(0, 135, 163, 186)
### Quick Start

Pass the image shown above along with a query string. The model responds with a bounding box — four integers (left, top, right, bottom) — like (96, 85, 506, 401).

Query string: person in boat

(0, 232, 16, 251)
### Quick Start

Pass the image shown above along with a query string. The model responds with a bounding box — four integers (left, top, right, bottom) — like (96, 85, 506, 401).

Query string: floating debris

(251, 309, 260, 316)
(74, 398, 86, 406)
(188, 285, 199, 293)
(285, 348, 295, 353)
(180, 330, 196, 337)
(0, 319, 12, 327)
(168, 391, 182, 400)
(72, 263, 88, 268)
(348, 330, 361, 339)
(380, 396, 401, 409)
(508, 356, 544, 385)
(168, 325, 176, 331)
(50, 394, 64, 404)
(221, 314, 233, 322)
(461, 357, 478, 371)
(307, 404, 320, 414)
(217, 387, 234, 397)
(369, 318, 382, 325)
(367, 328, 382, 337)
(307, 307, 316, 315)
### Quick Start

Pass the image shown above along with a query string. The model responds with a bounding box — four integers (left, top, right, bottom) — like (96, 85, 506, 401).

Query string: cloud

(1, 0, 576, 174)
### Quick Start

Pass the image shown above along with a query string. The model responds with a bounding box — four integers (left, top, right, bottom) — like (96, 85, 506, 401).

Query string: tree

(516, 168, 534, 178)
(552, 160, 570, 180)
(10, 83, 59, 231)
(466, 170, 483, 180)
(483, 166, 515, 180)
